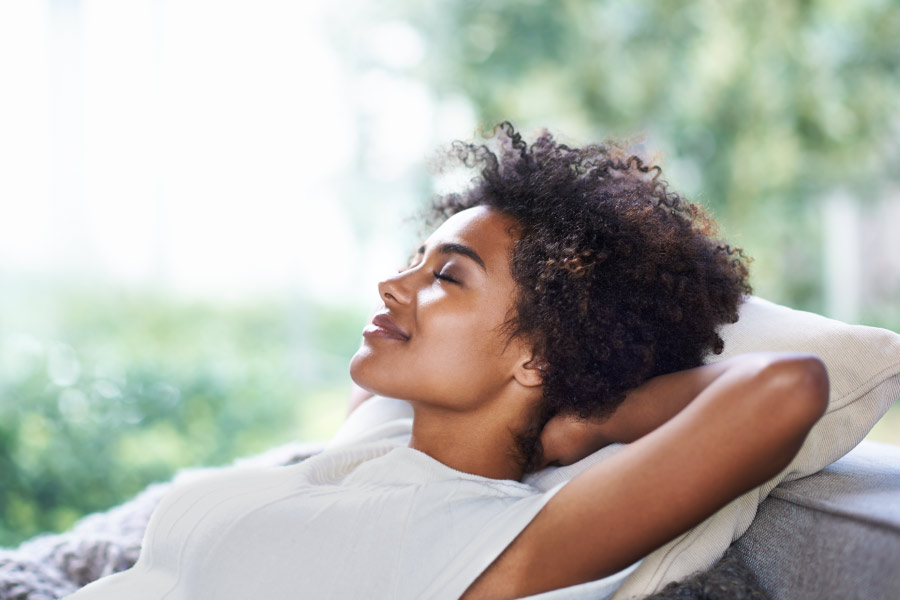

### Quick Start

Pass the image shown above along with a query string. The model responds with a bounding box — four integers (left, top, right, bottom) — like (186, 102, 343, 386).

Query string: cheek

(348, 315, 511, 405)
(422, 305, 506, 358)
(411, 313, 512, 395)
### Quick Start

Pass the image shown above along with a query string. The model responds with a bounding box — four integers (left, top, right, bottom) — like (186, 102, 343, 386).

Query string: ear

(512, 350, 545, 388)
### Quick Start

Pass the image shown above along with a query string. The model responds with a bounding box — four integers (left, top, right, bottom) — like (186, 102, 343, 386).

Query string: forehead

(426, 206, 518, 272)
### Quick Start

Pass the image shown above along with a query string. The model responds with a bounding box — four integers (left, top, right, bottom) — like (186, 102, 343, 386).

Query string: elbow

(757, 354, 829, 439)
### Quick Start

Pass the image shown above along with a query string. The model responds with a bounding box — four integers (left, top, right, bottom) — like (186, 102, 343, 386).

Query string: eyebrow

(417, 242, 487, 272)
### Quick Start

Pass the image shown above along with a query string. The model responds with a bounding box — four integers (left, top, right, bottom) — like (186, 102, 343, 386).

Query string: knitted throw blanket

(0, 443, 769, 600)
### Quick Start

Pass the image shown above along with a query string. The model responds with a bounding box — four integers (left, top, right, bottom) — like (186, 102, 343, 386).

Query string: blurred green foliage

(4, 0, 900, 548)
(0, 282, 362, 547)
(337, 0, 900, 313)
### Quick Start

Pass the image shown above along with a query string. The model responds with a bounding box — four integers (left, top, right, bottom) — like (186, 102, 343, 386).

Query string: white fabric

(69, 295, 899, 599)
(330, 296, 900, 599)
(610, 296, 900, 598)
(329, 397, 640, 600)
(67, 436, 567, 600)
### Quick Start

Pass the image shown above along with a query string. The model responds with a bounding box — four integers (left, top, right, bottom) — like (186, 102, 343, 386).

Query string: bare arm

(539, 358, 736, 466)
(464, 352, 828, 599)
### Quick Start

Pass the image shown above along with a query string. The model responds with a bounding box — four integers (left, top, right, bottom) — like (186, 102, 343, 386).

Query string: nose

(378, 271, 413, 306)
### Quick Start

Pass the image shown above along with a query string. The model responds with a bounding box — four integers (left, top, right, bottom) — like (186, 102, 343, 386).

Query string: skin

(350, 206, 544, 479)
(349, 206, 829, 598)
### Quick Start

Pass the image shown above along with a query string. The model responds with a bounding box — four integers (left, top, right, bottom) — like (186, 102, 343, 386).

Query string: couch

(2, 295, 899, 599)
(0, 436, 898, 600)
(733, 438, 900, 599)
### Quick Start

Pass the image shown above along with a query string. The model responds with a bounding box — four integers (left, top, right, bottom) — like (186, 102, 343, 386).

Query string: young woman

(67, 124, 828, 600)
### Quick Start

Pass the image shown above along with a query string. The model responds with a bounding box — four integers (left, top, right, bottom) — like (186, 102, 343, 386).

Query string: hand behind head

(537, 413, 612, 469)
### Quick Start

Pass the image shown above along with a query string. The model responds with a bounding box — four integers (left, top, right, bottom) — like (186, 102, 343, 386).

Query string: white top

(67, 398, 639, 599)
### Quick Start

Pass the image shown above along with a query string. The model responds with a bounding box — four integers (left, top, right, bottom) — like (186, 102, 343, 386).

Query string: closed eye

(433, 271, 459, 284)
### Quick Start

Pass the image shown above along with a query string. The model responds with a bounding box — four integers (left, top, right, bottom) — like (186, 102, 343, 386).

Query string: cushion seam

(829, 361, 900, 412)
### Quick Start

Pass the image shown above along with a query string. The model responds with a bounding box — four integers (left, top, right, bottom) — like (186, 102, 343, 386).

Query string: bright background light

(0, 0, 897, 547)
(0, 0, 474, 305)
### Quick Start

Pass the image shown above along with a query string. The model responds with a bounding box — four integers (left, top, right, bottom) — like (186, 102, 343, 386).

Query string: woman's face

(350, 206, 529, 411)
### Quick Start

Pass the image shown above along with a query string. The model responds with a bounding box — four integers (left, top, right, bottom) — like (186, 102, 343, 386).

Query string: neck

(407, 391, 542, 481)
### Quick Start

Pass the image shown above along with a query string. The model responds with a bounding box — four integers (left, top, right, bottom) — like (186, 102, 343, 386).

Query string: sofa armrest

(733, 439, 900, 600)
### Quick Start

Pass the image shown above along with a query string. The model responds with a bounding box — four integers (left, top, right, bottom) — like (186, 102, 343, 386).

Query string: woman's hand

(537, 359, 735, 468)
(537, 353, 810, 469)
(538, 414, 612, 468)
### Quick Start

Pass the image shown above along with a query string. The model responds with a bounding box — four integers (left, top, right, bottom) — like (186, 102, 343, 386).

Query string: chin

(348, 347, 368, 384)
(349, 345, 417, 402)
(349, 346, 382, 395)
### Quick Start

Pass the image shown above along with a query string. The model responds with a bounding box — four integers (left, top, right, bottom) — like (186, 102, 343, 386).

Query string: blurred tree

(334, 0, 900, 311)
(0, 286, 362, 547)
(5, 0, 899, 549)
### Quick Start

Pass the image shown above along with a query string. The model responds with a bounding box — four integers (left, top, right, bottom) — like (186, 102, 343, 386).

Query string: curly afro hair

(426, 123, 751, 469)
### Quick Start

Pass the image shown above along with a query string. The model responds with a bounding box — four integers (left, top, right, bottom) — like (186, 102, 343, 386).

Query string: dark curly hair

(425, 123, 751, 471)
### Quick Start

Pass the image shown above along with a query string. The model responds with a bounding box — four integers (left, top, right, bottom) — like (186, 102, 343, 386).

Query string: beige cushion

(332, 297, 900, 598)
(611, 296, 900, 598)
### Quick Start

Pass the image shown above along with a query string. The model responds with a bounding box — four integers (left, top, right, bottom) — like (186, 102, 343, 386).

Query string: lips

(363, 313, 410, 341)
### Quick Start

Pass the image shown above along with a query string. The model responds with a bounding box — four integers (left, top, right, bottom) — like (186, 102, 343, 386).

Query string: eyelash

(433, 271, 458, 284)
(401, 252, 459, 285)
